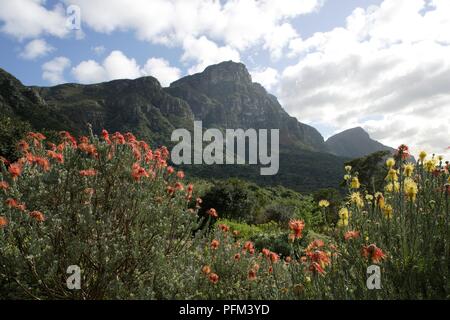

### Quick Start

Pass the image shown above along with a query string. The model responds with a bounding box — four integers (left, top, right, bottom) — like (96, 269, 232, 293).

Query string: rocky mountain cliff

(166, 61, 327, 151)
(326, 127, 394, 158)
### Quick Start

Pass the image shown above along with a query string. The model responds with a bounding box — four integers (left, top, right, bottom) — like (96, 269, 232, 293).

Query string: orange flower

(207, 208, 218, 218)
(17, 140, 30, 152)
(47, 150, 64, 164)
(0, 216, 8, 228)
(289, 219, 305, 240)
(177, 171, 185, 179)
(243, 241, 255, 254)
(174, 182, 184, 191)
(79, 169, 97, 177)
(78, 143, 98, 157)
(34, 156, 50, 172)
(307, 250, 331, 275)
(101, 129, 111, 144)
(262, 248, 270, 257)
(211, 239, 220, 250)
(5, 198, 26, 211)
(218, 224, 230, 232)
(306, 239, 325, 252)
(0, 181, 9, 191)
(8, 163, 22, 179)
(269, 252, 280, 263)
(30, 211, 45, 222)
(248, 269, 257, 281)
(344, 231, 361, 241)
(202, 265, 211, 275)
(167, 166, 174, 175)
(131, 163, 149, 181)
(362, 244, 386, 264)
(208, 273, 219, 284)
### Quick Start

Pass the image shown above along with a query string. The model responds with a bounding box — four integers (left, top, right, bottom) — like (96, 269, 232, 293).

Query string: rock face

(326, 127, 394, 159)
(166, 61, 327, 151)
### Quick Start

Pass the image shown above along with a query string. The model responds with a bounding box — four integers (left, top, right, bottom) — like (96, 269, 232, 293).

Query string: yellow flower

(337, 218, 349, 228)
(350, 192, 364, 208)
(345, 165, 352, 173)
(385, 181, 400, 193)
(365, 194, 374, 201)
(383, 204, 393, 219)
(404, 178, 418, 202)
(403, 163, 415, 177)
(424, 159, 437, 172)
(376, 193, 385, 209)
(339, 207, 350, 220)
(344, 174, 351, 181)
(419, 151, 427, 162)
(319, 200, 330, 208)
(385, 168, 398, 182)
(351, 177, 361, 189)
(386, 158, 396, 168)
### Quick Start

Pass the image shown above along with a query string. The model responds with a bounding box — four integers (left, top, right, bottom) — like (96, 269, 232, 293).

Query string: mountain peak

(173, 61, 252, 87)
(326, 127, 393, 159)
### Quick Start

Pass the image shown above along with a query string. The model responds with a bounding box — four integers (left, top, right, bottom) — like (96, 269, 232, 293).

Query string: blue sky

(0, 0, 449, 158)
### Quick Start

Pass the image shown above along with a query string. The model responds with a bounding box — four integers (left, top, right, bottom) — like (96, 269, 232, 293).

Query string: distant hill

(326, 127, 394, 159)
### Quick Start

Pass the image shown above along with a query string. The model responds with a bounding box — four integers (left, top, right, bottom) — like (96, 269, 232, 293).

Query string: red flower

(5, 198, 26, 211)
(0, 216, 8, 228)
(176, 171, 185, 179)
(101, 129, 111, 144)
(218, 224, 230, 232)
(0, 181, 9, 191)
(111, 132, 125, 145)
(211, 239, 220, 250)
(243, 241, 255, 253)
(289, 219, 305, 240)
(166, 166, 174, 175)
(344, 231, 361, 241)
(79, 169, 97, 177)
(248, 269, 257, 281)
(396, 144, 410, 160)
(30, 211, 45, 222)
(60, 131, 77, 148)
(207, 208, 218, 218)
(8, 163, 22, 179)
(362, 244, 386, 264)
(269, 252, 280, 263)
(34, 156, 50, 172)
(131, 163, 149, 181)
(47, 150, 64, 164)
(208, 273, 219, 284)
(174, 182, 184, 191)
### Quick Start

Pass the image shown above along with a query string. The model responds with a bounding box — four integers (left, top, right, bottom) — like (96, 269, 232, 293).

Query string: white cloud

(280, 0, 450, 159)
(72, 51, 181, 86)
(143, 58, 181, 87)
(20, 39, 55, 60)
(42, 56, 71, 84)
(181, 36, 240, 74)
(251, 67, 280, 92)
(92, 45, 106, 55)
(63, 0, 322, 60)
(0, 0, 69, 40)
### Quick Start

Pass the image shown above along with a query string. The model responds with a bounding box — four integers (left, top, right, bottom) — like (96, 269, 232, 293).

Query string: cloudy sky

(0, 0, 449, 159)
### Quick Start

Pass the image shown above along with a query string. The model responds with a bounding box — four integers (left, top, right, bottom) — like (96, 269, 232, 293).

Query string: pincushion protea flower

(79, 169, 97, 177)
(288, 219, 305, 240)
(208, 273, 219, 284)
(8, 163, 22, 179)
(210, 239, 220, 250)
(362, 244, 386, 264)
(344, 231, 360, 240)
(0, 216, 8, 228)
(207, 208, 218, 218)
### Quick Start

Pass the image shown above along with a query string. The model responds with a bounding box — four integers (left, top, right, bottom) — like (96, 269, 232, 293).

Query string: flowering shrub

(0, 136, 448, 300)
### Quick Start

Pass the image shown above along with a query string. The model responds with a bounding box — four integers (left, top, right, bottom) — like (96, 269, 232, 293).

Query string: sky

(0, 0, 449, 160)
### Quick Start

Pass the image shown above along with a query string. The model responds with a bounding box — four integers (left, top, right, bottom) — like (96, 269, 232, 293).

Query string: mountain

(166, 61, 327, 152)
(325, 127, 394, 159)
(0, 62, 347, 192)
